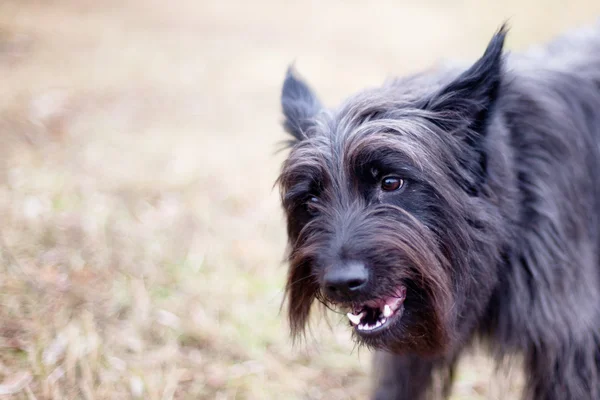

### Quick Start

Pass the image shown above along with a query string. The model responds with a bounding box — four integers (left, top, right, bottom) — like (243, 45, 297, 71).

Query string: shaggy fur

(277, 22, 600, 400)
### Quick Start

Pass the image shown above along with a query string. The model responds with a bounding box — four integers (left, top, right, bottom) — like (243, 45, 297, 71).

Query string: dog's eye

(306, 196, 320, 215)
(381, 176, 404, 192)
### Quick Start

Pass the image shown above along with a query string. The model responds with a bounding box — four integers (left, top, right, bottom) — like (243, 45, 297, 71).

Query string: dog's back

(480, 23, 600, 399)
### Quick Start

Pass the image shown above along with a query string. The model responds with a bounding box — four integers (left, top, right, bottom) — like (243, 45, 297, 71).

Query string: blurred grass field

(0, 0, 599, 398)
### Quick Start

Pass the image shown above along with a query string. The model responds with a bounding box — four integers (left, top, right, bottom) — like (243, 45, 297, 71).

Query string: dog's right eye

(381, 176, 404, 192)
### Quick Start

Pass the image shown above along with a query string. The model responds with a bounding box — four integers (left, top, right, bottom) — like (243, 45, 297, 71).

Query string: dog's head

(278, 27, 507, 355)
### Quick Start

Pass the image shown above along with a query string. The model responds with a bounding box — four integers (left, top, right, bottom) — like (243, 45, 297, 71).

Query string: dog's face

(278, 29, 506, 355)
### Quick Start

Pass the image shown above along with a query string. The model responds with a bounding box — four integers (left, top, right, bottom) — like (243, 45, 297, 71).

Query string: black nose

(323, 261, 369, 298)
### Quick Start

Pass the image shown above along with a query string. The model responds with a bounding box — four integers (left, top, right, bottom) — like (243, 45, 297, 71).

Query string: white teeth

(357, 317, 388, 331)
(383, 304, 392, 318)
(347, 312, 365, 326)
(358, 323, 374, 331)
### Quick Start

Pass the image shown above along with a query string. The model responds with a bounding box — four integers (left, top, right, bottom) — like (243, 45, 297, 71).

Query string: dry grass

(0, 0, 598, 398)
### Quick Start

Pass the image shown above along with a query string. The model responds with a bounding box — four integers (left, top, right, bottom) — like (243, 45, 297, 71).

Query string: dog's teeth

(383, 304, 392, 318)
(358, 323, 377, 331)
(354, 310, 391, 331)
(347, 312, 364, 326)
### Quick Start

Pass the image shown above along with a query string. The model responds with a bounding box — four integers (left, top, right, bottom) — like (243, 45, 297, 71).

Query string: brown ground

(0, 1, 598, 399)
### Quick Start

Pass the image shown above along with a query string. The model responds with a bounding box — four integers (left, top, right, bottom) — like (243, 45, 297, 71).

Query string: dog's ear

(425, 25, 507, 135)
(281, 67, 322, 141)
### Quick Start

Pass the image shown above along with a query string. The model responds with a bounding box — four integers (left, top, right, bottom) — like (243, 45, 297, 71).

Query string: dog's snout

(323, 261, 369, 298)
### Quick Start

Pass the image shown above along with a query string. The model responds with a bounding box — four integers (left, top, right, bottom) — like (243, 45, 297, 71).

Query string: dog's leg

(371, 351, 456, 400)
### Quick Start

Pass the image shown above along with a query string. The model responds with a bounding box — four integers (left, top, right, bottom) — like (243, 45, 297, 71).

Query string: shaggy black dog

(277, 23, 600, 400)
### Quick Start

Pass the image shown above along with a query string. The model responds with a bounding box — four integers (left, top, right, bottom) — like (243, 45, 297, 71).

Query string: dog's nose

(323, 261, 369, 298)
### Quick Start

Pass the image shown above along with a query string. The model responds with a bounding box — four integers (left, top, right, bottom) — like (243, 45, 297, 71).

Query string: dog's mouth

(345, 286, 406, 334)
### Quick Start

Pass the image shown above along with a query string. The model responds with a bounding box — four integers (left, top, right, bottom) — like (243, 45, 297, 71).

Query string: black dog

(277, 22, 600, 399)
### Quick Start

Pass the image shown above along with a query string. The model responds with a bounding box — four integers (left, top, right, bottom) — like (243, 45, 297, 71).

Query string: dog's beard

(285, 205, 455, 355)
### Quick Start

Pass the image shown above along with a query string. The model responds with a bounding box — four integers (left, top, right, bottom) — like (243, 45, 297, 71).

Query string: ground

(0, 0, 598, 398)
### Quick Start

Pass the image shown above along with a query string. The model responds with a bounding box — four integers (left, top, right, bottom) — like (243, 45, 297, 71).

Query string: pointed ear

(425, 24, 507, 134)
(281, 67, 322, 141)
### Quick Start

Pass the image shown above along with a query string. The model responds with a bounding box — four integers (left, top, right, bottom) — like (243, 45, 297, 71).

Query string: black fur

(281, 66, 323, 142)
(277, 22, 600, 400)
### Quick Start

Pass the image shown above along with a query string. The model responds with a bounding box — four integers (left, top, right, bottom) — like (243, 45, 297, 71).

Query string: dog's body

(277, 23, 600, 399)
